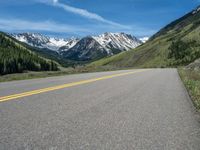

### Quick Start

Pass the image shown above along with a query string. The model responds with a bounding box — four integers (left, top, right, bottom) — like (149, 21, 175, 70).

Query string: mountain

(61, 36, 108, 61)
(58, 38, 79, 52)
(12, 33, 79, 52)
(12, 32, 142, 62)
(139, 37, 149, 43)
(0, 32, 59, 75)
(89, 6, 200, 69)
(93, 32, 142, 52)
(62, 32, 141, 61)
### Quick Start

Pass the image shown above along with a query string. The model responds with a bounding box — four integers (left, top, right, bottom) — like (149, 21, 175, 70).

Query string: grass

(89, 10, 200, 70)
(0, 61, 145, 83)
(178, 68, 200, 111)
(0, 65, 136, 83)
(0, 67, 89, 82)
(0, 71, 69, 83)
(90, 24, 199, 69)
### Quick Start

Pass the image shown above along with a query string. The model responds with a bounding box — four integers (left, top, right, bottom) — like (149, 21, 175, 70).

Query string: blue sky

(0, 0, 199, 38)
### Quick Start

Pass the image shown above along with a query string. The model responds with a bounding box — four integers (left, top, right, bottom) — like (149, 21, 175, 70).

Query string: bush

(168, 40, 200, 65)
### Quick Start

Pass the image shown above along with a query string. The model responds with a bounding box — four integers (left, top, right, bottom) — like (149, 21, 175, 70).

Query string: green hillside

(5, 34, 80, 67)
(89, 6, 200, 69)
(0, 32, 59, 75)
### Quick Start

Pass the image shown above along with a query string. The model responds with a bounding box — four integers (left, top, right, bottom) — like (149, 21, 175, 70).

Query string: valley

(0, 1, 200, 149)
(1, 6, 200, 87)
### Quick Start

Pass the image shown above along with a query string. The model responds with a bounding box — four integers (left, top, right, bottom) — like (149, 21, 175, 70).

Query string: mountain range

(1, 5, 200, 75)
(12, 32, 142, 61)
(89, 6, 200, 69)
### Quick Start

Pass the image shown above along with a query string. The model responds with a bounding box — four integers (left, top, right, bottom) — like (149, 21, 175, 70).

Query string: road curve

(0, 69, 199, 149)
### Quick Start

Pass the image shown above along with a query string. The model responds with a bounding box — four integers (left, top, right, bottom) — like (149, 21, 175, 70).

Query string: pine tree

(0, 33, 59, 75)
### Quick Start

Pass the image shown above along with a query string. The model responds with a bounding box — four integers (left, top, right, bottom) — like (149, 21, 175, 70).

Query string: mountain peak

(139, 37, 149, 43)
(93, 32, 141, 51)
(12, 33, 79, 51)
(12, 32, 141, 61)
(192, 6, 200, 14)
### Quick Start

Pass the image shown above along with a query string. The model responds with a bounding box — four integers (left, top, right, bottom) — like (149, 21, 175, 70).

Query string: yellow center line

(0, 69, 150, 102)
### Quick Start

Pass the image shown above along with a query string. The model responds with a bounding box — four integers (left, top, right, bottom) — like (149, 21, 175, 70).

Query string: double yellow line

(0, 69, 149, 103)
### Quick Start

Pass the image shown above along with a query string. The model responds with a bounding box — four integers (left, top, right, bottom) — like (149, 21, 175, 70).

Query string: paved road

(0, 69, 200, 149)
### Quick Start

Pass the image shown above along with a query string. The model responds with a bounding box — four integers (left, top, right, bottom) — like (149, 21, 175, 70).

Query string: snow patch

(92, 32, 141, 54)
(139, 37, 149, 43)
(192, 6, 200, 14)
(12, 33, 79, 52)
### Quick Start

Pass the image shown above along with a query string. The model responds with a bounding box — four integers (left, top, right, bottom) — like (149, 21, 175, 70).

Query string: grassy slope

(0, 66, 106, 82)
(0, 32, 59, 74)
(178, 68, 200, 111)
(0, 68, 74, 82)
(4, 33, 81, 67)
(88, 7, 200, 70)
(1, 32, 59, 64)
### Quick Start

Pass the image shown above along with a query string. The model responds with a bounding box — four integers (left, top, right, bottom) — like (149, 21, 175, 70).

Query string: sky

(0, 0, 199, 38)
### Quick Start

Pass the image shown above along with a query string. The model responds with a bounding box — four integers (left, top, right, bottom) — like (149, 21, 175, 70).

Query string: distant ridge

(12, 32, 142, 61)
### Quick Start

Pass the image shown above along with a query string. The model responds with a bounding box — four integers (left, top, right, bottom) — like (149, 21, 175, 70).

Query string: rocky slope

(187, 58, 200, 70)
(93, 32, 141, 53)
(61, 36, 108, 61)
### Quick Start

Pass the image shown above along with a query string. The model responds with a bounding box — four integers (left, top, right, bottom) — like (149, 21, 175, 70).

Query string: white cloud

(53, 0, 58, 3)
(0, 18, 90, 34)
(36, 0, 130, 29)
(0, 17, 155, 37)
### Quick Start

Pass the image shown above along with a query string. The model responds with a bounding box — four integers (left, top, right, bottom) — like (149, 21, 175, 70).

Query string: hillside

(0, 32, 59, 75)
(89, 6, 200, 69)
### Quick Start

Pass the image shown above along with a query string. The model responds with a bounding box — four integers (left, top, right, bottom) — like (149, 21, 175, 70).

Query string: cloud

(0, 18, 90, 34)
(53, 0, 58, 3)
(0, 17, 155, 37)
(36, 0, 130, 29)
(0, 0, 156, 37)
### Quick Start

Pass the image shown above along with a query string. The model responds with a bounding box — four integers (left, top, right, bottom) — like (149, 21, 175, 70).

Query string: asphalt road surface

(0, 69, 200, 150)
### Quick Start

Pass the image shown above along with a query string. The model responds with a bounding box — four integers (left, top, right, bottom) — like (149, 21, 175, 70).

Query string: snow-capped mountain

(12, 33, 79, 51)
(139, 37, 149, 43)
(12, 32, 142, 61)
(62, 32, 142, 61)
(61, 36, 108, 61)
(192, 6, 200, 14)
(93, 32, 142, 52)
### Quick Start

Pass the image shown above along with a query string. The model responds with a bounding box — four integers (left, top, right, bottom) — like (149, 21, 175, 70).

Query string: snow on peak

(92, 32, 142, 53)
(12, 32, 142, 56)
(139, 37, 149, 43)
(192, 6, 200, 14)
(12, 33, 79, 51)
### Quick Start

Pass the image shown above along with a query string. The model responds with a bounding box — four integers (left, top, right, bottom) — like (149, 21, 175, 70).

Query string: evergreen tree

(0, 33, 59, 75)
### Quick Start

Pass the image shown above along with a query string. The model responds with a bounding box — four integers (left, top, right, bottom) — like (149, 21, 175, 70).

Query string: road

(0, 69, 200, 149)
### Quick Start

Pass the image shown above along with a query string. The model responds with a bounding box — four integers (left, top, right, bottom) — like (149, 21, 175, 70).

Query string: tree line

(0, 33, 59, 75)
